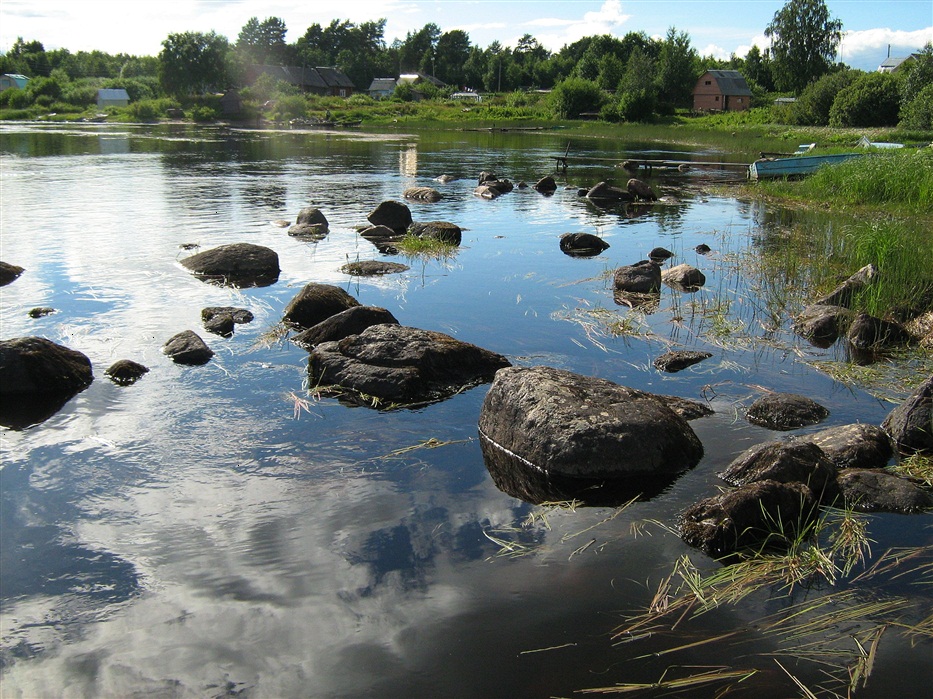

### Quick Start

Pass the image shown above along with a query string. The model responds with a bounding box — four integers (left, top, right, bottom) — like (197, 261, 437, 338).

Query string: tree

(829, 72, 900, 127)
(435, 30, 471, 86)
(237, 17, 289, 65)
(742, 45, 774, 92)
(398, 23, 441, 74)
(656, 27, 698, 110)
(159, 31, 230, 96)
(617, 46, 657, 121)
(898, 43, 933, 114)
(765, 0, 842, 93)
(789, 68, 858, 125)
(549, 77, 605, 118)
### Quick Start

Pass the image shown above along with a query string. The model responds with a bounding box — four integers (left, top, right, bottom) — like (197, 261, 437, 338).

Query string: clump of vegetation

(394, 233, 459, 261)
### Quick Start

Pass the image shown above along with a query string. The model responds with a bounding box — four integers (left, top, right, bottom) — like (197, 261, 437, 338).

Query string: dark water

(0, 123, 929, 698)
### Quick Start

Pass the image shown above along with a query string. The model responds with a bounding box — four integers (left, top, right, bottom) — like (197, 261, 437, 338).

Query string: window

(705, 80, 712, 85)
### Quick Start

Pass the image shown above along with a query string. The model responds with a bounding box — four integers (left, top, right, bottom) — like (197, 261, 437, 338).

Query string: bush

(790, 69, 859, 125)
(899, 82, 933, 130)
(25, 76, 63, 101)
(190, 106, 218, 122)
(616, 88, 656, 122)
(829, 72, 900, 127)
(549, 77, 605, 118)
(270, 94, 307, 120)
(61, 83, 100, 108)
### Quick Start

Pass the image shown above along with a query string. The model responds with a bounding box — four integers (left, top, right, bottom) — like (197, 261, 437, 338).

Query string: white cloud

(524, 0, 632, 51)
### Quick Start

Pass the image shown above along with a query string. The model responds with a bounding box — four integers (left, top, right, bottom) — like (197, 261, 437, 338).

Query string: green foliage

(159, 31, 230, 96)
(765, 0, 843, 93)
(789, 69, 859, 125)
(548, 77, 605, 118)
(189, 105, 218, 122)
(270, 94, 308, 120)
(128, 99, 178, 121)
(25, 76, 63, 100)
(829, 72, 900, 127)
(899, 83, 933, 130)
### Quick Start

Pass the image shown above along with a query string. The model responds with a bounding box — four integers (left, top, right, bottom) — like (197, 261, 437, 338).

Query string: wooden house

(692, 70, 751, 112)
(368, 78, 398, 100)
(246, 66, 355, 97)
(97, 88, 130, 108)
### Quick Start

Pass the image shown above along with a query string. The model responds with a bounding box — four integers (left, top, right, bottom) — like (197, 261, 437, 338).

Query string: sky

(1, 0, 931, 73)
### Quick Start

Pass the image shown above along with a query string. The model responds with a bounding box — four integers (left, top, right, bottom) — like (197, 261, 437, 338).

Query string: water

(0, 123, 929, 698)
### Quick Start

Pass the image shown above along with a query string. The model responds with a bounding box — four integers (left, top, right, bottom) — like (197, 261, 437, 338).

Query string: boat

(748, 151, 864, 180)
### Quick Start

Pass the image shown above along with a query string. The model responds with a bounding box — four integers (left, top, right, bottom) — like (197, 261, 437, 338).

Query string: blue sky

(1, 0, 930, 72)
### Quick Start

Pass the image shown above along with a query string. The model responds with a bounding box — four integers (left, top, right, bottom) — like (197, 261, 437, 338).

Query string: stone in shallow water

(180, 243, 280, 288)
(746, 392, 829, 431)
(162, 330, 213, 365)
(105, 359, 149, 385)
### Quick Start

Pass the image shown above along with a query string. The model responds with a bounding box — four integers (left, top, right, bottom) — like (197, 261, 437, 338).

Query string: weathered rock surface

(0, 337, 93, 394)
(655, 394, 714, 420)
(680, 480, 817, 557)
(367, 200, 412, 233)
(105, 359, 149, 385)
(162, 331, 213, 365)
(648, 247, 673, 262)
(204, 313, 235, 337)
(882, 374, 933, 454)
(202, 307, 254, 325)
(814, 264, 877, 308)
(309, 324, 510, 406)
(409, 221, 462, 245)
(288, 222, 329, 239)
(662, 264, 706, 290)
(292, 307, 399, 349)
(404, 187, 443, 202)
(836, 469, 933, 513)
(533, 176, 558, 193)
(283, 283, 361, 329)
(746, 392, 829, 431)
(0, 261, 24, 286)
(585, 181, 633, 203)
(475, 172, 514, 198)
(180, 243, 280, 287)
(794, 304, 853, 347)
(627, 178, 657, 201)
(720, 440, 838, 500)
(340, 260, 410, 276)
(613, 260, 661, 293)
(478, 366, 704, 482)
(653, 350, 713, 373)
(559, 233, 610, 257)
(799, 423, 894, 470)
(846, 312, 912, 350)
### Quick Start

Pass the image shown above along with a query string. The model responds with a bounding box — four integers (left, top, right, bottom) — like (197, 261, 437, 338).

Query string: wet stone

(746, 392, 829, 431)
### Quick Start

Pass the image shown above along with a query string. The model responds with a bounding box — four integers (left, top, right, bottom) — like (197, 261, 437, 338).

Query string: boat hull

(748, 152, 864, 180)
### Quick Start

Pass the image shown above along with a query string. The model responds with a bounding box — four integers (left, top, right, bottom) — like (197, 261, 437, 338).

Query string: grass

(393, 232, 460, 261)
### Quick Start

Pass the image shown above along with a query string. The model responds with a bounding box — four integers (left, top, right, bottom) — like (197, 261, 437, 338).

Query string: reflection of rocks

(653, 350, 712, 373)
(720, 441, 838, 501)
(613, 260, 661, 294)
(837, 469, 933, 513)
(0, 261, 24, 286)
(367, 200, 412, 233)
(680, 480, 817, 557)
(309, 324, 510, 407)
(341, 260, 410, 276)
(559, 233, 609, 257)
(746, 392, 829, 431)
(162, 330, 214, 365)
(799, 423, 894, 470)
(360, 225, 403, 254)
(409, 221, 462, 245)
(478, 366, 704, 494)
(105, 359, 149, 385)
(882, 374, 933, 455)
(662, 264, 705, 290)
(293, 307, 399, 349)
(180, 243, 280, 287)
(283, 283, 360, 329)
(794, 304, 853, 347)
(404, 187, 442, 202)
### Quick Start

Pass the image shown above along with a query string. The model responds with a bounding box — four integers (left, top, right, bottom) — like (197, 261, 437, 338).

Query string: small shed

(368, 78, 397, 100)
(219, 89, 242, 115)
(97, 88, 129, 108)
(0, 74, 29, 91)
(692, 70, 751, 112)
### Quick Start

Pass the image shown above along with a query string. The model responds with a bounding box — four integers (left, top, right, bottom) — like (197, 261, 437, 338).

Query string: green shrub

(61, 83, 100, 108)
(190, 106, 218, 122)
(616, 88, 656, 122)
(549, 77, 605, 118)
(899, 82, 933, 130)
(270, 94, 307, 120)
(25, 76, 63, 101)
(829, 72, 900, 127)
(790, 70, 858, 125)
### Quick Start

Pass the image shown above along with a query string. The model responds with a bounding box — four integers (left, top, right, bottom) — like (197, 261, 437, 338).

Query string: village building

(96, 88, 130, 108)
(692, 70, 752, 112)
(246, 66, 355, 97)
(0, 74, 30, 91)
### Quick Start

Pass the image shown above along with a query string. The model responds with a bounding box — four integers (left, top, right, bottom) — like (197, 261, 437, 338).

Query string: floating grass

(394, 233, 460, 261)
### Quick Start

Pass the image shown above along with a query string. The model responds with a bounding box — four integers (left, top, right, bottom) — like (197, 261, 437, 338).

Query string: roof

(248, 65, 355, 90)
(696, 70, 752, 97)
(97, 88, 130, 100)
(368, 78, 397, 92)
(877, 54, 919, 72)
(315, 66, 355, 89)
(1, 74, 30, 89)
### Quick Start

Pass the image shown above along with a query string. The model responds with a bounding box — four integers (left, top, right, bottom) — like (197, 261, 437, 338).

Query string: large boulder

(662, 264, 705, 290)
(283, 283, 361, 329)
(585, 181, 633, 203)
(836, 469, 933, 513)
(309, 324, 510, 407)
(559, 233, 610, 257)
(0, 337, 93, 395)
(478, 366, 704, 492)
(746, 392, 829, 431)
(680, 480, 817, 558)
(292, 307, 399, 349)
(613, 260, 661, 294)
(720, 440, 838, 501)
(533, 176, 558, 194)
(162, 330, 213, 365)
(288, 207, 329, 239)
(367, 200, 412, 233)
(180, 243, 280, 287)
(409, 221, 462, 245)
(882, 374, 933, 454)
(798, 423, 894, 470)
(0, 261, 24, 286)
(793, 304, 853, 347)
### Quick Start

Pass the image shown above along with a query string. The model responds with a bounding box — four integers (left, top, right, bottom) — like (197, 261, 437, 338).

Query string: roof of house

(696, 70, 752, 96)
(249, 65, 356, 90)
(368, 78, 398, 92)
(315, 66, 355, 88)
(877, 54, 919, 72)
(97, 88, 130, 100)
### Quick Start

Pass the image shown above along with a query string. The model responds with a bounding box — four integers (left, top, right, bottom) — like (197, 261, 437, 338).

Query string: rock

(360, 225, 403, 253)
(0, 337, 94, 395)
(559, 233, 610, 257)
(283, 283, 361, 329)
(695, 244, 711, 254)
(846, 312, 911, 350)
(882, 374, 933, 455)
(627, 178, 657, 201)
(655, 394, 714, 420)
(680, 480, 817, 557)
(404, 187, 443, 203)
(799, 423, 894, 470)
(720, 440, 838, 501)
(794, 304, 854, 347)
(202, 307, 254, 325)
(662, 264, 706, 290)
(613, 260, 661, 294)
(435, 174, 457, 183)
(836, 469, 933, 513)
(162, 330, 214, 365)
(814, 264, 877, 308)
(204, 313, 235, 337)
(288, 222, 329, 240)
(340, 260, 410, 276)
(409, 221, 462, 245)
(180, 243, 280, 288)
(28, 307, 55, 318)
(474, 185, 503, 199)
(367, 200, 412, 233)
(648, 247, 673, 262)
(292, 307, 399, 349)
(478, 366, 704, 483)
(746, 392, 829, 431)
(585, 181, 633, 202)
(0, 261, 24, 286)
(533, 176, 558, 193)
(296, 207, 328, 227)
(105, 359, 149, 385)
(309, 324, 510, 406)
(653, 350, 713, 373)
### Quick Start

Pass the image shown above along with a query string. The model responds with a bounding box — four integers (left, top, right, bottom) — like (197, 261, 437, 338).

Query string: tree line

(1, 0, 930, 129)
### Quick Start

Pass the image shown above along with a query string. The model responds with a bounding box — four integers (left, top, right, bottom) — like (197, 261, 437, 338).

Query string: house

(692, 70, 751, 112)
(368, 78, 398, 100)
(877, 52, 920, 73)
(246, 65, 355, 97)
(0, 74, 29, 91)
(97, 88, 130, 108)
(397, 72, 445, 89)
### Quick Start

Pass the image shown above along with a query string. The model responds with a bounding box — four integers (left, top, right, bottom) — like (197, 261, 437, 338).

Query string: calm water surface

(0, 123, 929, 698)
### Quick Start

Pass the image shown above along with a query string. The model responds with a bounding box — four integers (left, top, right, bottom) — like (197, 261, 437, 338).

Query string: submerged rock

(28, 307, 55, 318)
(648, 247, 673, 262)
(283, 283, 360, 329)
(559, 233, 610, 257)
(360, 225, 403, 253)
(882, 374, 933, 455)
(533, 176, 558, 193)
(746, 392, 829, 431)
(409, 221, 462, 245)
(105, 359, 149, 385)
(846, 312, 911, 350)
(180, 243, 280, 287)
(794, 304, 853, 347)
(627, 178, 657, 201)
(202, 307, 254, 325)
(288, 207, 329, 239)
(340, 260, 410, 276)
(585, 181, 633, 203)
(292, 307, 399, 349)
(404, 187, 443, 202)
(309, 324, 510, 407)
(163, 330, 213, 365)
(613, 260, 661, 294)
(653, 350, 713, 373)
(836, 469, 933, 513)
